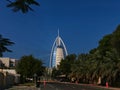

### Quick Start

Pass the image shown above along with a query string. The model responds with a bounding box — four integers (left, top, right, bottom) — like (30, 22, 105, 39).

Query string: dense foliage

(16, 55, 45, 82)
(52, 25, 120, 87)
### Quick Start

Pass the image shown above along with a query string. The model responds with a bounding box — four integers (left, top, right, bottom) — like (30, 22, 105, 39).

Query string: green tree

(70, 53, 91, 83)
(111, 25, 120, 56)
(51, 67, 61, 78)
(0, 34, 14, 57)
(51, 54, 76, 81)
(88, 27, 120, 85)
(58, 54, 76, 77)
(69, 25, 120, 86)
(6, 0, 40, 13)
(16, 55, 45, 82)
(98, 34, 112, 54)
(90, 49, 120, 85)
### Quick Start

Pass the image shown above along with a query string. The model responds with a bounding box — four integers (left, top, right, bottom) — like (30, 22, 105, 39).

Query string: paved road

(5, 82, 120, 90)
(42, 82, 109, 90)
(5, 86, 38, 90)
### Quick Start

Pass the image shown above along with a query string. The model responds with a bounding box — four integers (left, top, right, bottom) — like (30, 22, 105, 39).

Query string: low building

(0, 58, 20, 86)
(0, 57, 18, 68)
(2, 69, 20, 84)
(0, 69, 20, 88)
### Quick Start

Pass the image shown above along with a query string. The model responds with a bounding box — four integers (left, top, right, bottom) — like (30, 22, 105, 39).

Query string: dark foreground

(6, 82, 119, 90)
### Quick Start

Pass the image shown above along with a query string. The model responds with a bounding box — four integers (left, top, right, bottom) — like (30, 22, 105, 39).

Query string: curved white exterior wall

(55, 47, 64, 67)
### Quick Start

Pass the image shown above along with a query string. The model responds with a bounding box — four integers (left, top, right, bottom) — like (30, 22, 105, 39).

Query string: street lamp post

(34, 73, 37, 86)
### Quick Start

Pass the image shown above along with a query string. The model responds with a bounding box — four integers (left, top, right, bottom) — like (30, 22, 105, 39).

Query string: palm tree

(0, 34, 14, 57)
(70, 53, 91, 83)
(6, 0, 40, 13)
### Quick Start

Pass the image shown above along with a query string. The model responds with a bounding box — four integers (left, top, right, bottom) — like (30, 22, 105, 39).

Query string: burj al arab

(49, 30, 68, 68)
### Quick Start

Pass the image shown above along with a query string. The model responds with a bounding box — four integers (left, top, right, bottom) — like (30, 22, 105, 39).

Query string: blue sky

(1, 0, 120, 66)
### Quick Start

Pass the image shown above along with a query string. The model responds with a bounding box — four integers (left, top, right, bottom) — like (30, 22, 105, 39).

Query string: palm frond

(6, 0, 40, 13)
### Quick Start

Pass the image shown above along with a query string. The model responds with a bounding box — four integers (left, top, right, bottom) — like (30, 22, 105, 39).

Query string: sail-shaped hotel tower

(49, 31, 68, 68)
